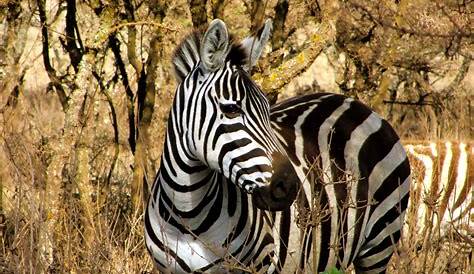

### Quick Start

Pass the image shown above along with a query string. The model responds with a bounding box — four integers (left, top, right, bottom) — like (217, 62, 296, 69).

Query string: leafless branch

(108, 34, 137, 154)
(211, 0, 226, 19)
(271, 0, 289, 51)
(63, 0, 83, 73)
(37, 0, 69, 111)
(188, 0, 208, 27)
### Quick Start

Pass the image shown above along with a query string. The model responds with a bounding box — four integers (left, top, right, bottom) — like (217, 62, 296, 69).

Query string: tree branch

(271, 0, 289, 51)
(123, 0, 142, 76)
(211, 0, 226, 19)
(248, 0, 266, 32)
(306, 0, 322, 20)
(441, 55, 471, 94)
(188, 0, 208, 27)
(2, 70, 26, 110)
(254, 23, 332, 98)
(383, 100, 433, 106)
(91, 70, 120, 184)
(108, 34, 137, 154)
(64, 0, 83, 73)
(37, 0, 69, 111)
(348, 0, 473, 38)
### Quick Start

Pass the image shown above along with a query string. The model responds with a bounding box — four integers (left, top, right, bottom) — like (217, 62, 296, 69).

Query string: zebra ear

(240, 19, 272, 71)
(200, 19, 230, 72)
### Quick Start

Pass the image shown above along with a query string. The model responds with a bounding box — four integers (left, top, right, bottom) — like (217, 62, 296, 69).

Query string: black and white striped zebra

(145, 19, 411, 273)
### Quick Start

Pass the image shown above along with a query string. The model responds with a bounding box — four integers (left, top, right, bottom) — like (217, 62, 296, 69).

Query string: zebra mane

(172, 30, 249, 82)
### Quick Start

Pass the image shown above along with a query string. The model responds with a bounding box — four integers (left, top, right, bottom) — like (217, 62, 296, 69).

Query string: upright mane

(172, 30, 249, 82)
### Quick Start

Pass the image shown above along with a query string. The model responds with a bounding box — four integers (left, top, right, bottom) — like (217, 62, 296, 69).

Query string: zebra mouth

(252, 183, 297, 211)
(251, 152, 299, 211)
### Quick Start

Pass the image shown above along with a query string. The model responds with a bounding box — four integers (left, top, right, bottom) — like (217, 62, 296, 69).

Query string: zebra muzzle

(252, 152, 299, 211)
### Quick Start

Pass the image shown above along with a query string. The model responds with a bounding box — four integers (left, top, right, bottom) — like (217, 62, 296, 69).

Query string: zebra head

(172, 19, 299, 211)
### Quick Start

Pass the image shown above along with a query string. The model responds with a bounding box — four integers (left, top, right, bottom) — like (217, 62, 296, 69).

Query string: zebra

(403, 140, 473, 244)
(144, 19, 411, 273)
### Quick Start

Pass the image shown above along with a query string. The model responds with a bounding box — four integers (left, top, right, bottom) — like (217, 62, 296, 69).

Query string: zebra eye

(219, 103, 242, 118)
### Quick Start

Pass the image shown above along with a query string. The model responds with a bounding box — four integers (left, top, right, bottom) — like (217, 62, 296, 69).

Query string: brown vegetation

(0, 0, 472, 273)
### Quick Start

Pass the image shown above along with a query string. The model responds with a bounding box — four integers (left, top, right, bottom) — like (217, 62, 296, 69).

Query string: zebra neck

(152, 109, 263, 251)
(157, 131, 216, 210)
(149, 146, 267, 270)
(156, 148, 253, 242)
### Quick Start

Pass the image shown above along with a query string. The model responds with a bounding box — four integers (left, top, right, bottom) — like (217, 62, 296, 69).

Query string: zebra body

(145, 19, 411, 273)
(404, 140, 473, 243)
(271, 94, 410, 273)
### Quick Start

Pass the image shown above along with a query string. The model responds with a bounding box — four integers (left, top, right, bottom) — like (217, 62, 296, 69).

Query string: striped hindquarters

(270, 93, 411, 273)
(403, 140, 473, 243)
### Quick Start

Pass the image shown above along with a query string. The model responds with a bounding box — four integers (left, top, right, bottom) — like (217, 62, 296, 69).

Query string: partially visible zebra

(403, 140, 473, 244)
(145, 19, 411, 273)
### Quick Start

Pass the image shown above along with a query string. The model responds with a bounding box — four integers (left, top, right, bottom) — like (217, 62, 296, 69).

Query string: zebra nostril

(244, 181, 257, 193)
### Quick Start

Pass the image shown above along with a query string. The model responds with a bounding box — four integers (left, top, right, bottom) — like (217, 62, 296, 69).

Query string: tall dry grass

(0, 88, 162, 273)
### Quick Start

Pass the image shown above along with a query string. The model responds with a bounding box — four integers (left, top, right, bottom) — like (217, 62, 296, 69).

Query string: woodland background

(0, 0, 472, 273)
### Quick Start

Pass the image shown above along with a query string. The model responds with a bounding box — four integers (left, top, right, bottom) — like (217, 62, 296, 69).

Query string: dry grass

(1, 1, 472, 272)
(5, 100, 470, 274)
(1, 51, 472, 274)
(0, 90, 158, 273)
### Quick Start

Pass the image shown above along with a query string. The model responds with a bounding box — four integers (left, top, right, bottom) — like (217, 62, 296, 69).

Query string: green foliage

(322, 267, 344, 274)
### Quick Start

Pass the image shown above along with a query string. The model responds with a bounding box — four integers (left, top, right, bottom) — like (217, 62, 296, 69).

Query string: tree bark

(249, 0, 265, 32)
(188, 0, 208, 27)
(211, 0, 226, 19)
(271, 0, 289, 51)
(130, 2, 168, 211)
